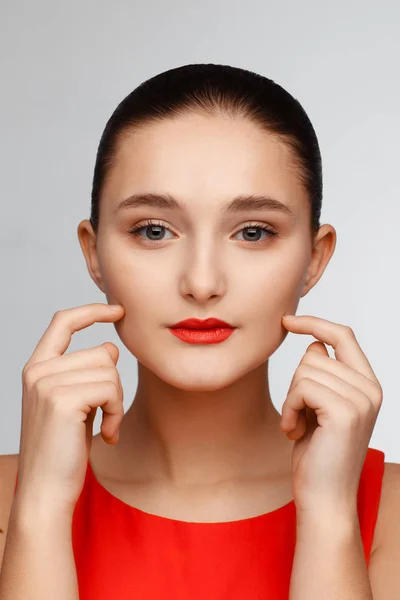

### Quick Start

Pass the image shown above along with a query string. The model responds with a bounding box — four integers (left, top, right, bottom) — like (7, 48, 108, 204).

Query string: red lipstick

(169, 318, 236, 344)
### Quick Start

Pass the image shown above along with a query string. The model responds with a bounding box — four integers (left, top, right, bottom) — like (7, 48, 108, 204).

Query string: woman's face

(79, 113, 325, 391)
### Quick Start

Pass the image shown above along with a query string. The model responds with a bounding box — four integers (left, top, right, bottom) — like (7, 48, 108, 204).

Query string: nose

(178, 240, 227, 304)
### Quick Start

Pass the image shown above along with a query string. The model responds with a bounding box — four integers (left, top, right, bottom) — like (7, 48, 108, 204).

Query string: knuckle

(34, 376, 50, 396)
(104, 380, 120, 397)
(22, 363, 31, 379)
(99, 365, 121, 393)
(22, 363, 30, 377)
(300, 352, 315, 366)
(290, 368, 304, 388)
(366, 400, 377, 416)
(105, 378, 117, 389)
(97, 345, 114, 363)
(343, 325, 355, 337)
(373, 383, 383, 404)
(292, 376, 312, 394)
(52, 310, 65, 321)
(22, 363, 38, 387)
(345, 404, 360, 426)
(297, 364, 312, 378)
(104, 365, 118, 379)
(357, 395, 373, 416)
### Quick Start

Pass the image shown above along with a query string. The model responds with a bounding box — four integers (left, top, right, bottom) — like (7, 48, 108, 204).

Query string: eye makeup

(126, 219, 280, 246)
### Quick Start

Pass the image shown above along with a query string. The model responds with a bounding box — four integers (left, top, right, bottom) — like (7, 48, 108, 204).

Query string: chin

(155, 374, 239, 393)
(140, 351, 263, 392)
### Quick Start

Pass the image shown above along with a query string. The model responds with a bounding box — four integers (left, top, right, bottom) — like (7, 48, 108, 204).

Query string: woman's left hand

(280, 315, 383, 518)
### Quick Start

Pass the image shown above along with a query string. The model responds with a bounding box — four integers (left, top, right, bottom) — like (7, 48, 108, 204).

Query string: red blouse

(15, 446, 385, 599)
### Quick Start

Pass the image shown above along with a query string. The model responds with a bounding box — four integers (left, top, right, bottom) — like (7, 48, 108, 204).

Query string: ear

(300, 224, 337, 298)
(77, 219, 106, 292)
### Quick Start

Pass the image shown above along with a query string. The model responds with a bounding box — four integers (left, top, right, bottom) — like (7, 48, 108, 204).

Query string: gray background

(1, 1, 399, 462)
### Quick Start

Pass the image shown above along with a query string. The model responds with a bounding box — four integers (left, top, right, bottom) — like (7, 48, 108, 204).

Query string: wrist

(295, 506, 360, 536)
(11, 491, 74, 529)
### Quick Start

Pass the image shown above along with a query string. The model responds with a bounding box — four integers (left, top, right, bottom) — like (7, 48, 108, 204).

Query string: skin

(77, 111, 336, 514)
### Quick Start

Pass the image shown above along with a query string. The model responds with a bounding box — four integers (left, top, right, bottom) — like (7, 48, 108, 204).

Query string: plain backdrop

(1, 1, 399, 463)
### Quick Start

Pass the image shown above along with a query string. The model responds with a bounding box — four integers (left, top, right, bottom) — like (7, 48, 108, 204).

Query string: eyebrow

(114, 192, 295, 218)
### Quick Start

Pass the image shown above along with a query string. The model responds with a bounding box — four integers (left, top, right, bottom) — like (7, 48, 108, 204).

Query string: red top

(15, 446, 385, 599)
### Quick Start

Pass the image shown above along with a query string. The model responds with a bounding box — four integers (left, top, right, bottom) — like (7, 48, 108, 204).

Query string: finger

(281, 363, 373, 433)
(307, 341, 330, 356)
(283, 341, 350, 439)
(35, 368, 124, 444)
(286, 342, 329, 396)
(27, 304, 124, 365)
(282, 315, 379, 386)
(301, 350, 382, 408)
(35, 367, 123, 399)
(101, 342, 120, 365)
(285, 406, 317, 441)
(54, 381, 123, 440)
(282, 378, 359, 435)
(85, 407, 98, 451)
(25, 344, 120, 382)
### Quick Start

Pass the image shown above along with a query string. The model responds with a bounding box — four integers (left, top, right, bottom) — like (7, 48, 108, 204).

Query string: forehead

(102, 113, 308, 217)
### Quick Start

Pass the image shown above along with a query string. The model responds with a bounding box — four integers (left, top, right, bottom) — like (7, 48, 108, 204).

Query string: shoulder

(0, 454, 19, 509)
(368, 460, 400, 598)
(0, 454, 19, 563)
(381, 460, 400, 500)
(373, 460, 400, 550)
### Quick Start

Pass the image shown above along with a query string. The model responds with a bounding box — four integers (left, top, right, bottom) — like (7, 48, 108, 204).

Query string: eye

(233, 223, 279, 245)
(126, 220, 279, 245)
(126, 220, 175, 243)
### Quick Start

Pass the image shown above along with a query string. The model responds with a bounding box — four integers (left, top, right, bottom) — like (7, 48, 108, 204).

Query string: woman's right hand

(15, 303, 125, 517)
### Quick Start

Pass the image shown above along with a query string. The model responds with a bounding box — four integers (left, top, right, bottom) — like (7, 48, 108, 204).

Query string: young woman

(1, 63, 398, 599)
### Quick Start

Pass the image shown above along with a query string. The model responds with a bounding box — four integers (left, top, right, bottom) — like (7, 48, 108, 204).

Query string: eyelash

(126, 219, 279, 246)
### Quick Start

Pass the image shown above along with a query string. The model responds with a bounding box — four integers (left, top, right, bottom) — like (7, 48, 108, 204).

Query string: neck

(113, 360, 294, 487)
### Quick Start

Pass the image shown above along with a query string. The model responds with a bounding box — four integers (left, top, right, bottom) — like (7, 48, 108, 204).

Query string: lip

(170, 318, 235, 329)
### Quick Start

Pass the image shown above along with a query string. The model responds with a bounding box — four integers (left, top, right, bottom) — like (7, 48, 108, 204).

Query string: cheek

(239, 257, 308, 350)
(242, 259, 307, 317)
(99, 255, 172, 349)
(100, 248, 169, 307)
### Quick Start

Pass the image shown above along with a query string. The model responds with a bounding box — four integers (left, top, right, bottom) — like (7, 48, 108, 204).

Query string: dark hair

(90, 63, 322, 237)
